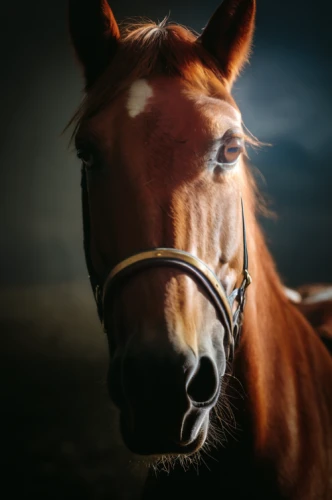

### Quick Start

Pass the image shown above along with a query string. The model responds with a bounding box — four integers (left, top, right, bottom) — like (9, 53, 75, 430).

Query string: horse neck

(233, 219, 332, 478)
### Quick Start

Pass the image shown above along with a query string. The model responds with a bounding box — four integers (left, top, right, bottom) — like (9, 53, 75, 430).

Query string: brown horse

(67, 1, 332, 498)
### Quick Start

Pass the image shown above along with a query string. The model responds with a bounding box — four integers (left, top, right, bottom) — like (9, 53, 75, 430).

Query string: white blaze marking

(127, 79, 153, 118)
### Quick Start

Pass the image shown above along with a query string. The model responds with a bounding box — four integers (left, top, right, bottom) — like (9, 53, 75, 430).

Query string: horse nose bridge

(107, 267, 197, 320)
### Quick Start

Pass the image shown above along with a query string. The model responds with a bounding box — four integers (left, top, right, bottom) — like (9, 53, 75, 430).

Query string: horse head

(68, 0, 257, 457)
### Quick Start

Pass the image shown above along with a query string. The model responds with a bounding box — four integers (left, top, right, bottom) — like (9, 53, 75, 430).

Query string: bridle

(81, 168, 252, 361)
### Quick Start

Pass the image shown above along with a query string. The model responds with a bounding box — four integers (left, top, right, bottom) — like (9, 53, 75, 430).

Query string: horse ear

(68, 0, 120, 88)
(198, 0, 256, 87)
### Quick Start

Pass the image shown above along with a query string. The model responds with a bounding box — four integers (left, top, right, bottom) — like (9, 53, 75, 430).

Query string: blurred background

(1, 1, 331, 498)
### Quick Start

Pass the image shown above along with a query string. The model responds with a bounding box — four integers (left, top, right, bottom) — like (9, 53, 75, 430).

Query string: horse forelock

(67, 22, 232, 133)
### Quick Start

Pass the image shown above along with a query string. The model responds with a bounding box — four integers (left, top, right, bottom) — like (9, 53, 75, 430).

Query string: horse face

(77, 76, 246, 455)
(70, 0, 256, 457)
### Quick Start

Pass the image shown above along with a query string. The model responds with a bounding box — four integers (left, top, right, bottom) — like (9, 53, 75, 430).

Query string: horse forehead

(125, 78, 242, 135)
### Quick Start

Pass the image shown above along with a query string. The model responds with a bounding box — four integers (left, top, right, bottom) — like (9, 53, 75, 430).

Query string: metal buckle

(243, 269, 252, 289)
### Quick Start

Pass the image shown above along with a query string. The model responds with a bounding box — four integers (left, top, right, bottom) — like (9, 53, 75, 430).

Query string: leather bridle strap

(103, 248, 233, 333)
(81, 167, 104, 321)
(81, 168, 252, 360)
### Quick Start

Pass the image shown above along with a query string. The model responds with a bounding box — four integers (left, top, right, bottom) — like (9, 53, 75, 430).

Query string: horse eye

(218, 137, 244, 165)
(77, 149, 95, 169)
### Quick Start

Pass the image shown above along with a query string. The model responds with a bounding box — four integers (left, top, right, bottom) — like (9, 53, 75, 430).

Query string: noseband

(81, 168, 252, 361)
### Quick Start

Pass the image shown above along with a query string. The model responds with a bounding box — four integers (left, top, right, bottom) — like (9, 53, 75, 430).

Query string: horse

(67, 1, 332, 498)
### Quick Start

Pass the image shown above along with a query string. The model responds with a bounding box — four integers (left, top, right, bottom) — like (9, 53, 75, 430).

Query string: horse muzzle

(108, 341, 223, 455)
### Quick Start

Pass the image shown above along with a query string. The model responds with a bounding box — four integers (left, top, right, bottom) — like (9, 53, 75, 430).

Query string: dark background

(1, 1, 331, 499)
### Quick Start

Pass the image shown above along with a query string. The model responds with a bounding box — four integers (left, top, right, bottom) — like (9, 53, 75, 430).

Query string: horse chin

(119, 411, 210, 457)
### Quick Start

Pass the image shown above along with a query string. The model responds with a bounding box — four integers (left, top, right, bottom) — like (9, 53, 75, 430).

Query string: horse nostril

(187, 356, 219, 407)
